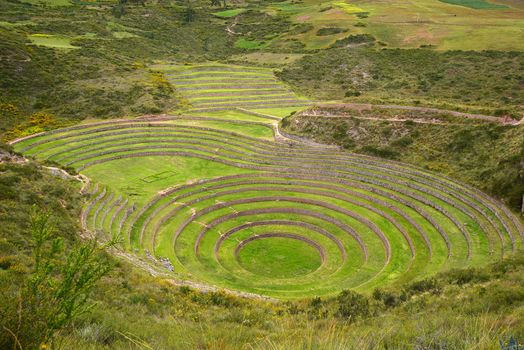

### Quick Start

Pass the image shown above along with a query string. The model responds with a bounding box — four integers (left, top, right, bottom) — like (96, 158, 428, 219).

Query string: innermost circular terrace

(235, 233, 325, 279)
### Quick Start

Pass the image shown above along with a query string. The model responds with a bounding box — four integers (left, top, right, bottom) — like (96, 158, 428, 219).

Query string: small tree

(0, 209, 116, 349)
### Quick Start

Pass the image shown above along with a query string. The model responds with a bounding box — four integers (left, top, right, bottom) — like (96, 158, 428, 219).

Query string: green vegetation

(213, 8, 245, 18)
(316, 27, 348, 36)
(282, 107, 524, 211)
(278, 48, 524, 116)
(28, 34, 79, 49)
(1, 209, 115, 349)
(0, 160, 523, 348)
(237, 236, 323, 278)
(21, 0, 74, 6)
(256, 0, 524, 50)
(162, 63, 311, 110)
(1, 0, 524, 347)
(333, 2, 365, 14)
(0, 0, 232, 132)
(10, 116, 523, 298)
(235, 38, 266, 50)
(439, 0, 508, 9)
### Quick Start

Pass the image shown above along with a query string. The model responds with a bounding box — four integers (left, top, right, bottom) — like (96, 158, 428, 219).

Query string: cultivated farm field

(256, 0, 524, 50)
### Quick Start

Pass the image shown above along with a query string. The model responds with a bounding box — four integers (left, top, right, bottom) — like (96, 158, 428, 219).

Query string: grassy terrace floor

(152, 63, 313, 111)
(12, 109, 523, 299)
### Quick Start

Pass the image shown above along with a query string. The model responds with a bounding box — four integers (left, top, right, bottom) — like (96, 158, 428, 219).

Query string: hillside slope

(0, 158, 523, 349)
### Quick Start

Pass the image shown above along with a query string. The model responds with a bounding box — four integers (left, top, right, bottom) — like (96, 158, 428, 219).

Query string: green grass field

(27, 34, 79, 49)
(11, 105, 523, 298)
(213, 8, 246, 18)
(2, 0, 524, 347)
(257, 0, 524, 50)
(439, 0, 508, 9)
(237, 235, 323, 278)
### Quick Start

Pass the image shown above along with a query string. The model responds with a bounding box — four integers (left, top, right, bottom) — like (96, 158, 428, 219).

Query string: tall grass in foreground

(251, 313, 510, 350)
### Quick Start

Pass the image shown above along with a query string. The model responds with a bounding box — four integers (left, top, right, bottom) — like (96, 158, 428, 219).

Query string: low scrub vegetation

(278, 48, 524, 116)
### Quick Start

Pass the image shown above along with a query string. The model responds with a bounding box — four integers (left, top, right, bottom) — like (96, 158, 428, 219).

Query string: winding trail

(307, 103, 522, 125)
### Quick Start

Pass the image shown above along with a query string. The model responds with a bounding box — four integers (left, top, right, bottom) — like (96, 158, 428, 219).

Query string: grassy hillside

(1, 158, 524, 349)
(278, 48, 524, 117)
(2, 0, 524, 137)
(0, 0, 233, 135)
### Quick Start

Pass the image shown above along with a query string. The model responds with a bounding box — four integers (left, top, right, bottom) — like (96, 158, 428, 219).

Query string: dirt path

(225, 17, 240, 36)
(298, 113, 450, 125)
(313, 102, 521, 125)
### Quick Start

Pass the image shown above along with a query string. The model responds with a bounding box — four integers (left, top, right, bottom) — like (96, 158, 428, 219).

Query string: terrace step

(172, 78, 278, 85)
(178, 84, 284, 91)
(183, 89, 294, 97)
(190, 94, 298, 104)
(191, 100, 313, 108)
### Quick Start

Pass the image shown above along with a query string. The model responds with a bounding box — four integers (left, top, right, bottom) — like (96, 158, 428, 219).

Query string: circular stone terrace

(10, 64, 524, 299)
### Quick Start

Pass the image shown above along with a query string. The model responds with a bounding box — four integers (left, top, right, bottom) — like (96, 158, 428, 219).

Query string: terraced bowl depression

(11, 114, 524, 298)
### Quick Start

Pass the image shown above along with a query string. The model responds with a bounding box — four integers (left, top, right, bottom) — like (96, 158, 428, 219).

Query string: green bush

(360, 145, 399, 159)
(331, 34, 375, 47)
(391, 136, 413, 147)
(336, 290, 369, 321)
(316, 27, 347, 36)
(442, 268, 490, 285)
(0, 209, 116, 349)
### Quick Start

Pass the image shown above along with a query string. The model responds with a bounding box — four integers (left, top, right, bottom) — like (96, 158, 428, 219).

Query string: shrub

(336, 290, 370, 321)
(373, 288, 401, 308)
(447, 129, 475, 152)
(0, 209, 116, 349)
(404, 277, 441, 296)
(442, 268, 490, 285)
(345, 89, 361, 97)
(360, 145, 399, 159)
(280, 115, 291, 128)
(391, 136, 413, 147)
(316, 27, 348, 36)
(332, 123, 348, 140)
(0, 255, 17, 270)
(331, 34, 375, 47)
